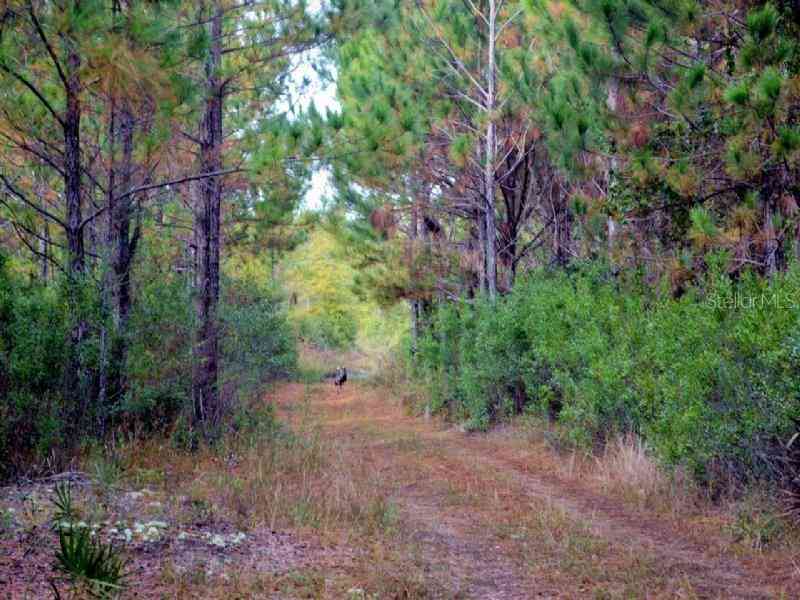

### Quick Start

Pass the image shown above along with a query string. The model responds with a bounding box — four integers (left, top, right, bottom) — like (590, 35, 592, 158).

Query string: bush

(412, 260, 800, 487)
(220, 277, 298, 398)
(50, 483, 128, 598)
(0, 254, 68, 477)
(124, 267, 297, 432)
(296, 305, 358, 350)
(125, 273, 193, 430)
(0, 245, 298, 477)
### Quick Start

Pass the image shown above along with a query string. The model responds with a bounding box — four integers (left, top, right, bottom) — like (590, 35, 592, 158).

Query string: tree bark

(477, 205, 487, 295)
(40, 220, 50, 280)
(64, 50, 84, 278)
(36, 179, 50, 280)
(192, 0, 224, 433)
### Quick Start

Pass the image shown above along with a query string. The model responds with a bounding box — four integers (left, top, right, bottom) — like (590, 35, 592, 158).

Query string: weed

(48, 483, 127, 599)
(52, 527, 127, 598)
(130, 467, 165, 487)
(281, 569, 326, 597)
(184, 497, 216, 526)
(593, 434, 697, 513)
(92, 456, 124, 489)
(727, 493, 787, 550)
(363, 496, 398, 535)
(51, 483, 81, 534)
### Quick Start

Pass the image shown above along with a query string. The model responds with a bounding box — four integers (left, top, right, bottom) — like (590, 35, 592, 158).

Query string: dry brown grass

(123, 407, 398, 544)
(591, 433, 699, 514)
(85, 382, 438, 598)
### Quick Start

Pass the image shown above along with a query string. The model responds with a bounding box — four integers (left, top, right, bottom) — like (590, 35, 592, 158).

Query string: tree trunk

(477, 205, 487, 295)
(553, 188, 572, 267)
(64, 52, 84, 278)
(35, 179, 50, 283)
(763, 191, 780, 276)
(484, 0, 498, 300)
(64, 39, 87, 429)
(107, 105, 138, 421)
(192, 1, 224, 433)
(40, 220, 50, 281)
(409, 193, 420, 356)
(605, 75, 619, 256)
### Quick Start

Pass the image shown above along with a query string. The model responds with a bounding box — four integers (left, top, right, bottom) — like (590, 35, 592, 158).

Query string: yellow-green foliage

(282, 226, 407, 352)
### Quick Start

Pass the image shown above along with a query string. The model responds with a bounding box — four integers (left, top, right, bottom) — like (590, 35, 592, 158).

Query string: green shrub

(0, 253, 69, 477)
(49, 482, 128, 599)
(296, 305, 357, 349)
(53, 527, 127, 598)
(220, 277, 298, 398)
(412, 261, 800, 487)
(124, 269, 297, 432)
(0, 245, 298, 477)
(125, 273, 193, 430)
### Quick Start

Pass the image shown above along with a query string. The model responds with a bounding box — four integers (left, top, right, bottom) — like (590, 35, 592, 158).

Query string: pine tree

(531, 0, 800, 277)
(181, 0, 331, 432)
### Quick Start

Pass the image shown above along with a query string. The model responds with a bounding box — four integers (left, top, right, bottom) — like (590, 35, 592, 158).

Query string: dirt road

(3, 379, 797, 598)
(275, 381, 799, 599)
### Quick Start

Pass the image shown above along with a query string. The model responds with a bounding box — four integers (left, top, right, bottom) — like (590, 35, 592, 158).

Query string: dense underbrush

(411, 259, 800, 497)
(0, 251, 296, 479)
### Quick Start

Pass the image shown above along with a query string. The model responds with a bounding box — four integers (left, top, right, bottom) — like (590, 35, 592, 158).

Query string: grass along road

(273, 380, 800, 599)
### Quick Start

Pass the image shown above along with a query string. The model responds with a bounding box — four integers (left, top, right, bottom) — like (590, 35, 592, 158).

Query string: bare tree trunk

(65, 55, 84, 278)
(192, 0, 224, 433)
(36, 177, 50, 280)
(606, 76, 619, 255)
(553, 186, 572, 267)
(477, 205, 487, 295)
(106, 105, 140, 424)
(763, 192, 779, 276)
(484, 0, 498, 300)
